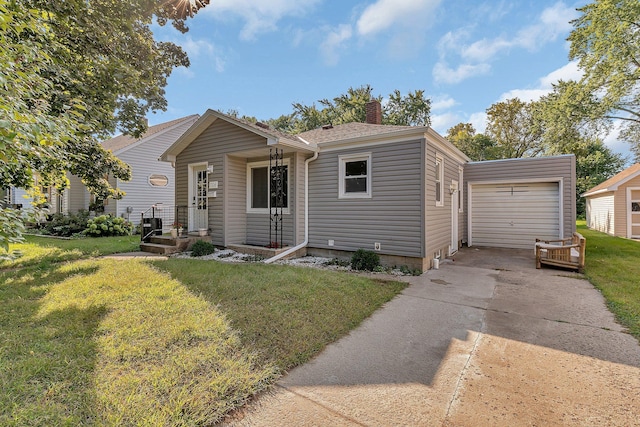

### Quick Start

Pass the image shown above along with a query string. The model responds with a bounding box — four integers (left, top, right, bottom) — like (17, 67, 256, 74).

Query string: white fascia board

(609, 169, 640, 191)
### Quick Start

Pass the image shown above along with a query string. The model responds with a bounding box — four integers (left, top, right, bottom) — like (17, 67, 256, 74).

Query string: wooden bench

(535, 232, 586, 273)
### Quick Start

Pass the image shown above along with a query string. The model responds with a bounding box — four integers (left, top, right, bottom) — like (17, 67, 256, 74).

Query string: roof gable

(583, 163, 640, 197)
(102, 115, 199, 154)
(161, 110, 317, 162)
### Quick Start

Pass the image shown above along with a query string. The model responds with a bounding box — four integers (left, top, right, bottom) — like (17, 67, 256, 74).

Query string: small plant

(172, 221, 182, 229)
(350, 249, 380, 271)
(42, 210, 91, 237)
(190, 240, 216, 257)
(241, 254, 265, 262)
(85, 214, 133, 237)
(323, 257, 351, 267)
(398, 265, 423, 276)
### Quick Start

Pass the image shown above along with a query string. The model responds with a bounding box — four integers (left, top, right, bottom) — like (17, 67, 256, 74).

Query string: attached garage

(463, 156, 576, 250)
(469, 181, 561, 249)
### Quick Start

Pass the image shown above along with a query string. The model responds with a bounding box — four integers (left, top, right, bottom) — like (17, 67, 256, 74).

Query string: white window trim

(246, 159, 290, 214)
(458, 166, 464, 213)
(435, 154, 444, 207)
(339, 153, 372, 199)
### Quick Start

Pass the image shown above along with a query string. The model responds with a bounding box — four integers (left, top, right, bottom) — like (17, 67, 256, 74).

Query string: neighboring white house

(97, 114, 199, 228)
(583, 163, 640, 239)
(2, 115, 199, 230)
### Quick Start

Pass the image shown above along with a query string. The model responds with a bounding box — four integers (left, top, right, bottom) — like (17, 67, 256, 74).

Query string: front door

(189, 163, 208, 232)
(450, 180, 459, 255)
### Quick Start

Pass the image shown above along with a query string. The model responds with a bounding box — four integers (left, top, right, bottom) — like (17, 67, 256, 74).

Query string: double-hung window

(435, 154, 444, 206)
(247, 160, 289, 213)
(339, 153, 372, 199)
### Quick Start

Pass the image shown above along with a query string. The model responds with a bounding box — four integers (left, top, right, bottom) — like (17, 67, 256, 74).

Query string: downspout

(264, 149, 319, 263)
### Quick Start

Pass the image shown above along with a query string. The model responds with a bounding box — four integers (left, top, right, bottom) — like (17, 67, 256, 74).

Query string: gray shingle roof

(297, 122, 424, 145)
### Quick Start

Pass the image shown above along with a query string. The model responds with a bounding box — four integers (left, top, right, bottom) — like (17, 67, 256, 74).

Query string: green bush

(351, 249, 380, 271)
(190, 240, 216, 257)
(85, 215, 133, 237)
(42, 210, 90, 237)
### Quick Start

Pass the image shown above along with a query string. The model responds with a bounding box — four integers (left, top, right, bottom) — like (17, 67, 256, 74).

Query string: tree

(0, 0, 208, 253)
(278, 85, 432, 133)
(575, 139, 626, 216)
(485, 98, 545, 158)
(568, 0, 640, 158)
(446, 123, 501, 161)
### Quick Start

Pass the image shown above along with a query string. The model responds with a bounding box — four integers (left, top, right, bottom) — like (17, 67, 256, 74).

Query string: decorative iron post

(269, 148, 284, 249)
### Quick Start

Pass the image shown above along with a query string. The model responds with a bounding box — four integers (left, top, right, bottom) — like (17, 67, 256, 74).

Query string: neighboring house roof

(582, 163, 640, 197)
(161, 110, 318, 162)
(103, 115, 200, 153)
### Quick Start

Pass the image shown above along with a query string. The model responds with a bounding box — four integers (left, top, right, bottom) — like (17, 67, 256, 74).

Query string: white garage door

(470, 182, 560, 249)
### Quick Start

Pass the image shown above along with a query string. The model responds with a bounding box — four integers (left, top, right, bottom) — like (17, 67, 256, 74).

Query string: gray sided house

(161, 105, 576, 270)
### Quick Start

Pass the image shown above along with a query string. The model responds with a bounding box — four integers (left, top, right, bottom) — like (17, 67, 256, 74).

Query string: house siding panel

(614, 176, 640, 237)
(464, 155, 576, 243)
(66, 174, 89, 213)
(114, 121, 196, 226)
(587, 193, 615, 235)
(308, 139, 424, 257)
(425, 141, 467, 260)
(175, 119, 296, 247)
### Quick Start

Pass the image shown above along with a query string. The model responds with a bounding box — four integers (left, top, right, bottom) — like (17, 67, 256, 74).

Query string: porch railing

(140, 203, 175, 242)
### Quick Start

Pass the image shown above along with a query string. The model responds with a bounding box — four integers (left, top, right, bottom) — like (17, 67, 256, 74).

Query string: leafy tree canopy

(270, 85, 432, 133)
(446, 123, 501, 161)
(568, 0, 640, 159)
(485, 98, 545, 158)
(0, 0, 207, 252)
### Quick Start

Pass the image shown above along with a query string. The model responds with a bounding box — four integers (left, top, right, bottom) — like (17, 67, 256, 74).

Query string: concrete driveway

(226, 247, 640, 426)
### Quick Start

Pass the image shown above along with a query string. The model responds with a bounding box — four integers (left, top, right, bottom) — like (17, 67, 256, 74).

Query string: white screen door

(189, 164, 208, 231)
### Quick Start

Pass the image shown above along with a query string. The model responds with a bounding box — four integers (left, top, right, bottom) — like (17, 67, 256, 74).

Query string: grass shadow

(0, 265, 106, 425)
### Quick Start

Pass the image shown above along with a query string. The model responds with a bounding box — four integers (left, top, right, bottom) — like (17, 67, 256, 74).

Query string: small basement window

(149, 174, 169, 187)
(339, 153, 372, 199)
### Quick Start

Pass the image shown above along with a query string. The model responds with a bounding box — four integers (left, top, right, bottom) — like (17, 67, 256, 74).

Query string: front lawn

(578, 221, 640, 340)
(0, 237, 406, 425)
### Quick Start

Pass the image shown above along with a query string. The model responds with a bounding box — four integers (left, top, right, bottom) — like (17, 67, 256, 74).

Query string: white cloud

(320, 24, 353, 66)
(499, 61, 582, 102)
(178, 37, 226, 73)
(356, 0, 442, 37)
(469, 112, 488, 134)
(461, 2, 578, 62)
(432, 62, 490, 84)
(431, 95, 457, 111)
(431, 112, 462, 134)
(205, 0, 321, 40)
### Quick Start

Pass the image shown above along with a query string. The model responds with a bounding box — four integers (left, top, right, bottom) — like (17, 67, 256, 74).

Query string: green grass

(0, 235, 140, 269)
(152, 259, 407, 369)
(1, 236, 406, 425)
(577, 220, 640, 340)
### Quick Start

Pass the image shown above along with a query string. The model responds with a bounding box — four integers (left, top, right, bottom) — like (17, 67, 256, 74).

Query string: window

(149, 174, 169, 187)
(339, 153, 371, 198)
(247, 160, 289, 213)
(435, 155, 443, 206)
(458, 166, 463, 212)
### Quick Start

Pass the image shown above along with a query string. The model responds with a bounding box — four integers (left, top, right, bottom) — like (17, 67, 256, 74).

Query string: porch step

(139, 242, 184, 255)
(140, 235, 212, 255)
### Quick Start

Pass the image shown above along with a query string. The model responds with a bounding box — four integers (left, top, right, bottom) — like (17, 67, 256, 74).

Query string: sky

(149, 0, 631, 159)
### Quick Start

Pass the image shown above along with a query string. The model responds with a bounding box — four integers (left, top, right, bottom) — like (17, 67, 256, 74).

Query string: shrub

(42, 210, 90, 237)
(351, 249, 380, 271)
(190, 240, 216, 257)
(85, 215, 133, 237)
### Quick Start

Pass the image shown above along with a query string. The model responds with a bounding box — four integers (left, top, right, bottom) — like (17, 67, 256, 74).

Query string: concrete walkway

(226, 247, 640, 426)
